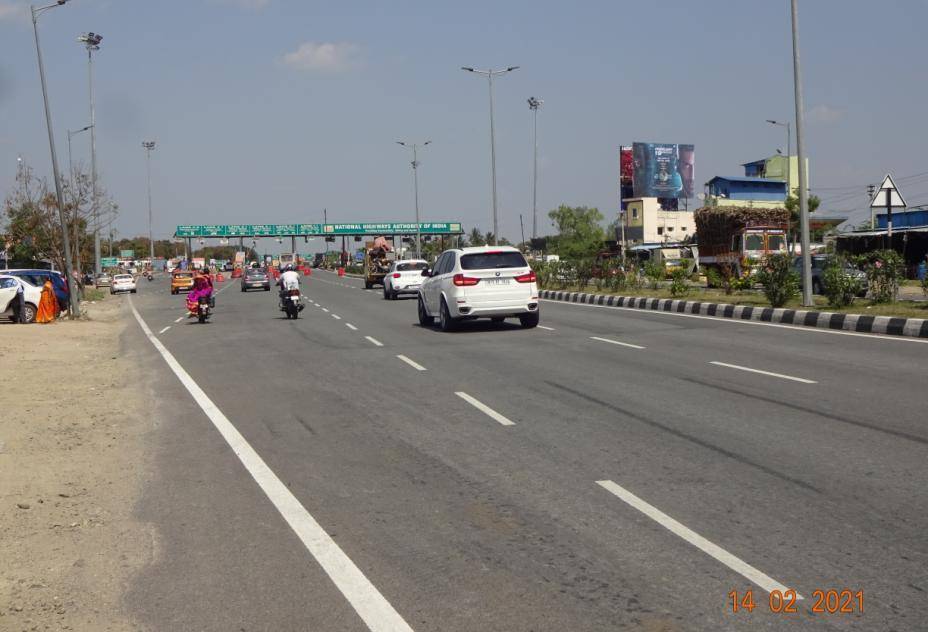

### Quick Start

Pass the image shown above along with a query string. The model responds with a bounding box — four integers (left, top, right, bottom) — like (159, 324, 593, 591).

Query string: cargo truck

(694, 206, 788, 279)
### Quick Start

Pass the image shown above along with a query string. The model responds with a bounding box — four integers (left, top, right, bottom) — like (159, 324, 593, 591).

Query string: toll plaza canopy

(175, 222, 464, 238)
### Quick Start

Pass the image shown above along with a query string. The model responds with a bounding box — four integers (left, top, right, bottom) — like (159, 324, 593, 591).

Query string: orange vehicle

(170, 270, 195, 295)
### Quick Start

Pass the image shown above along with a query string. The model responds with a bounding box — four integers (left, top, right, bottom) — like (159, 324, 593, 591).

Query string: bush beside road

(0, 297, 152, 631)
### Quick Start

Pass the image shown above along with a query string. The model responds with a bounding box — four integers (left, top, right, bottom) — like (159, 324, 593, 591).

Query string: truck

(694, 206, 788, 279)
(363, 238, 395, 289)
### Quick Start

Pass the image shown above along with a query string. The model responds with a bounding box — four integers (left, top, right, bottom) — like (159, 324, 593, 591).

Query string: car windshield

(460, 252, 528, 270)
(397, 262, 428, 272)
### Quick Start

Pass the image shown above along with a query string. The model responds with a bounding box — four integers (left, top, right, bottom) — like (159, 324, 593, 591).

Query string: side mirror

(421, 269, 431, 277)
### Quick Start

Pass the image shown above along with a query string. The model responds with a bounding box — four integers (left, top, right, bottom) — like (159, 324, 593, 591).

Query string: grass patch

(83, 288, 107, 302)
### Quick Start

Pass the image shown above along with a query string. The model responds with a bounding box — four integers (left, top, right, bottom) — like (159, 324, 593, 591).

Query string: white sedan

(383, 259, 429, 300)
(110, 273, 137, 294)
(0, 275, 42, 323)
(417, 246, 539, 331)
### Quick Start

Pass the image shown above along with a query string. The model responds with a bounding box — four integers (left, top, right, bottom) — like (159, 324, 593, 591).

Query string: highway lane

(120, 271, 927, 631)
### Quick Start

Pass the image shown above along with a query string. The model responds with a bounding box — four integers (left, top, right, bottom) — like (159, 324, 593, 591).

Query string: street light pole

(528, 97, 543, 242)
(31, 0, 79, 316)
(766, 119, 791, 196)
(790, 0, 813, 307)
(78, 31, 102, 275)
(67, 124, 92, 273)
(143, 141, 156, 263)
(462, 65, 519, 245)
(397, 140, 431, 259)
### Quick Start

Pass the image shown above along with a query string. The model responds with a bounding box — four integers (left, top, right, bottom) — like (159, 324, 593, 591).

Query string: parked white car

(417, 246, 540, 331)
(110, 273, 137, 294)
(0, 275, 42, 323)
(383, 259, 429, 300)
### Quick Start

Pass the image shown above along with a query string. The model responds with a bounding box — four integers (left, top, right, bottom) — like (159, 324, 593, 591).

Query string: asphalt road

(119, 270, 927, 631)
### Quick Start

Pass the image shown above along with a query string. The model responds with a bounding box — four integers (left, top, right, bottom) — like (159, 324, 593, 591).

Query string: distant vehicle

(364, 242, 395, 289)
(2, 268, 69, 312)
(241, 268, 271, 292)
(794, 255, 868, 297)
(312, 253, 325, 268)
(278, 253, 296, 270)
(383, 259, 428, 300)
(110, 273, 137, 294)
(0, 275, 41, 323)
(417, 246, 540, 331)
(223, 262, 234, 272)
(695, 206, 788, 279)
(171, 271, 195, 295)
(95, 273, 112, 288)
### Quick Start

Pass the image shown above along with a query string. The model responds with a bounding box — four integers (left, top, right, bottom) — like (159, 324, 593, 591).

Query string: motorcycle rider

(278, 264, 301, 307)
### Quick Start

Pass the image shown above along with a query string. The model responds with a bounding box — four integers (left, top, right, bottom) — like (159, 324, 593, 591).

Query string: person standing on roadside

(14, 276, 27, 323)
(35, 280, 58, 323)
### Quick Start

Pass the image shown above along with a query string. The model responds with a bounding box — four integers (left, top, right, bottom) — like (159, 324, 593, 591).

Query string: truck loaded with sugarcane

(694, 206, 789, 280)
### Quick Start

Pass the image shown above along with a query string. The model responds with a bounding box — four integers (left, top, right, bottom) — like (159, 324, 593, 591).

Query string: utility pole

(528, 97, 543, 242)
(143, 141, 156, 263)
(67, 124, 92, 272)
(462, 66, 519, 245)
(790, 0, 813, 307)
(78, 31, 103, 275)
(766, 119, 791, 195)
(519, 213, 525, 249)
(32, 0, 79, 316)
(397, 141, 431, 258)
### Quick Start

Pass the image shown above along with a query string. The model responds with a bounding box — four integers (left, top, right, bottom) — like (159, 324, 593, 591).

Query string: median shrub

(643, 260, 664, 289)
(575, 258, 595, 291)
(669, 268, 690, 297)
(755, 253, 799, 308)
(822, 255, 862, 308)
(860, 249, 904, 303)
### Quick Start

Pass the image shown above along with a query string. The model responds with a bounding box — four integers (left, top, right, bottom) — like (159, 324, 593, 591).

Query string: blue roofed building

(704, 176, 787, 209)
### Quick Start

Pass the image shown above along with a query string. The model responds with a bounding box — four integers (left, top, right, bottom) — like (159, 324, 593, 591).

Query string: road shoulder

(0, 299, 155, 631)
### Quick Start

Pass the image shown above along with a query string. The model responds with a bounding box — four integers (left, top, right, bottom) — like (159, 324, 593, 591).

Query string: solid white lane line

(544, 298, 928, 345)
(596, 480, 802, 598)
(365, 336, 384, 347)
(590, 336, 646, 350)
(174, 316, 184, 323)
(537, 325, 556, 331)
(332, 314, 342, 320)
(454, 392, 515, 426)
(128, 300, 413, 632)
(396, 355, 426, 371)
(346, 323, 358, 331)
(158, 326, 171, 334)
(709, 361, 817, 384)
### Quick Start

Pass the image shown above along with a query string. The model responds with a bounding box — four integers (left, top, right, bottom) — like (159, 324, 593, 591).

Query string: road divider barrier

(540, 290, 928, 339)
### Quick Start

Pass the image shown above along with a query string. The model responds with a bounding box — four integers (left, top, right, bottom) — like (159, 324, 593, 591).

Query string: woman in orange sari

(35, 280, 59, 323)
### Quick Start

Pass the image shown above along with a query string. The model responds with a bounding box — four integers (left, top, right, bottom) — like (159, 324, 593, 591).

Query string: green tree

(547, 205, 605, 260)
(468, 227, 486, 247)
(784, 194, 821, 249)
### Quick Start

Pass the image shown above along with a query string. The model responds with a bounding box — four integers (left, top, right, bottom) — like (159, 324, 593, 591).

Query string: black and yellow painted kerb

(539, 290, 928, 339)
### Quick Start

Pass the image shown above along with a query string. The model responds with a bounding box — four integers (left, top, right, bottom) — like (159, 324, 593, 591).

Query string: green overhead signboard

(175, 222, 463, 238)
(101, 257, 118, 267)
(119, 249, 135, 258)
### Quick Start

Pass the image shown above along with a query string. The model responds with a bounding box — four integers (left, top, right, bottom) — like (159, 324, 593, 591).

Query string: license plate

(484, 278, 510, 285)
(290, 296, 299, 302)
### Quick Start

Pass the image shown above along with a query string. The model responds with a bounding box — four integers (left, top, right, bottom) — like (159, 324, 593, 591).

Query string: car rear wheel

(519, 311, 540, 329)
(383, 285, 391, 300)
(22, 303, 37, 323)
(439, 299, 458, 332)
(417, 295, 434, 326)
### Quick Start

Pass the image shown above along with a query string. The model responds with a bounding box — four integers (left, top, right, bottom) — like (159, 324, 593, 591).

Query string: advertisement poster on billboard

(619, 146, 635, 208)
(631, 143, 695, 199)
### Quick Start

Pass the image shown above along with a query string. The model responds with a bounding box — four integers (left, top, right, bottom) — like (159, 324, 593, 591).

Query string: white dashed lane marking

(396, 355, 426, 371)
(454, 392, 516, 426)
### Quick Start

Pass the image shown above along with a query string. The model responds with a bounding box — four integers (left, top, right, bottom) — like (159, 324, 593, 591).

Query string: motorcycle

(279, 288, 304, 319)
(146, 272, 154, 282)
(196, 295, 211, 323)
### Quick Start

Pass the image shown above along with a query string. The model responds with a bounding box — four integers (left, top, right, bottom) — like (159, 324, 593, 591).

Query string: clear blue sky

(2, 0, 926, 248)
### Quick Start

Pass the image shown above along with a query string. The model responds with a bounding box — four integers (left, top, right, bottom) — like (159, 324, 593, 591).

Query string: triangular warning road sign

(870, 173, 907, 208)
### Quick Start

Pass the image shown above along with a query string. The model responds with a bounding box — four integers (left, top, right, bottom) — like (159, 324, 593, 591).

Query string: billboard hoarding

(175, 222, 464, 238)
(630, 143, 695, 199)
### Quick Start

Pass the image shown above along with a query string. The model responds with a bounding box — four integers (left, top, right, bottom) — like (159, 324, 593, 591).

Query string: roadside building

(622, 197, 694, 244)
(741, 155, 808, 197)
(837, 209, 928, 274)
(704, 176, 788, 209)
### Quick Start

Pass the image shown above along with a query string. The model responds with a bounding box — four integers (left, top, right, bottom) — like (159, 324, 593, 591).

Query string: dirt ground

(0, 298, 154, 631)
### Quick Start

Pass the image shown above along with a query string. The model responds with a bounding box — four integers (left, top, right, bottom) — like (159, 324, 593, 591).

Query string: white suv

(417, 246, 539, 331)
(383, 259, 429, 300)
